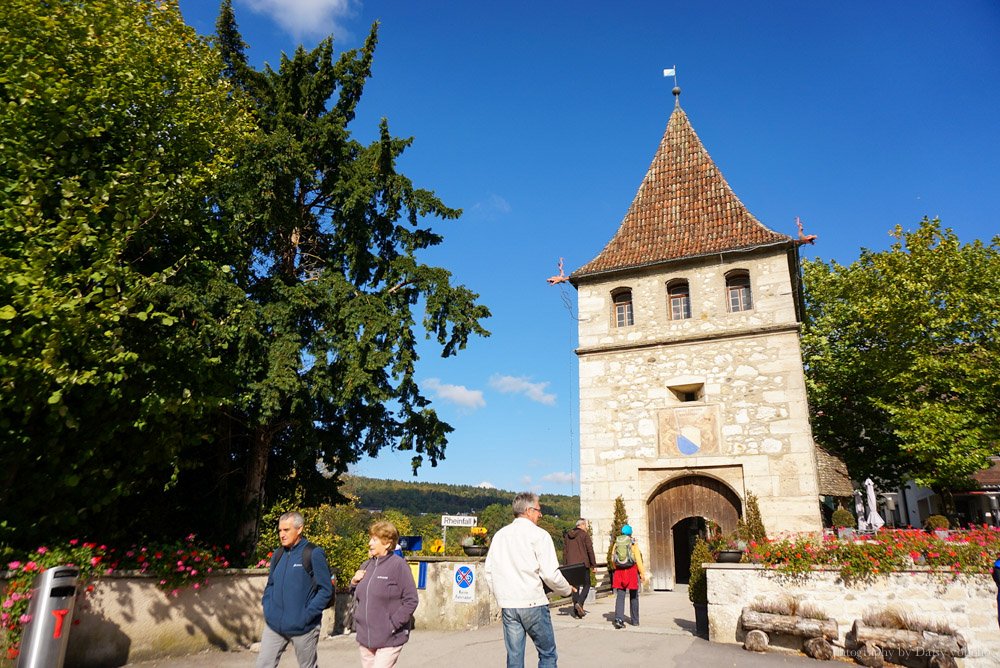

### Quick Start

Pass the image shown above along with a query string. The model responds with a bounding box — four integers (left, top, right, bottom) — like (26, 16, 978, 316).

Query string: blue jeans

(501, 606, 557, 668)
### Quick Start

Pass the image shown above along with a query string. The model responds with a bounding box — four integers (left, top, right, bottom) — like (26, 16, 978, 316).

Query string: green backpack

(612, 535, 635, 568)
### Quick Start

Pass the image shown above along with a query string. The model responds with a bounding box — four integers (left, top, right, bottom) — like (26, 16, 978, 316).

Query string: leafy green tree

(802, 218, 1000, 505)
(0, 0, 252, 547)
(212, 2, 491, 550)
(479, 502, 514, 536)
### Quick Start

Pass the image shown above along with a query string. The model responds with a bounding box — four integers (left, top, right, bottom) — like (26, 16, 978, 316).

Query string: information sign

(441, 515, 477, 527)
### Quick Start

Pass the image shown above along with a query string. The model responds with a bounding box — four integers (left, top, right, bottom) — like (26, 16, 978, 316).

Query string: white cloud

(541, 471, 577, 485)
(240, 0, 356, 40)
(424, 377, 485, 409)
(477, 481, 496, 489)
(489, 374, 556, 405)
(468, 193, 512, 221)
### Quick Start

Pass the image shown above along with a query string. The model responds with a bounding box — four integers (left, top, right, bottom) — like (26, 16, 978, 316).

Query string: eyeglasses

(528, 506, 542, 514)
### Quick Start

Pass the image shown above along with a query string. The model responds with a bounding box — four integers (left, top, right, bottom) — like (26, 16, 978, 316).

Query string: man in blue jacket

(258, 511, 333, 668)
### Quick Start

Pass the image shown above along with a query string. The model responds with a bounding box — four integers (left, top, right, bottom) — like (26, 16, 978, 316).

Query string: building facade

(570, 95, 823, 589)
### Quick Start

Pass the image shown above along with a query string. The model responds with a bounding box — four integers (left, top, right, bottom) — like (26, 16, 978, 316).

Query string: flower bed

(2, 536, 234, 660)
(744, 526, 1000, 582)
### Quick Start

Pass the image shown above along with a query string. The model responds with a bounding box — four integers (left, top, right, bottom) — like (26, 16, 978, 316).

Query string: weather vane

(663, 66, 680, 100)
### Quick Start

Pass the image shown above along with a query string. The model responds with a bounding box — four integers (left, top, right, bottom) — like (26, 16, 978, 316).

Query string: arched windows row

(611, 270, 754, 328)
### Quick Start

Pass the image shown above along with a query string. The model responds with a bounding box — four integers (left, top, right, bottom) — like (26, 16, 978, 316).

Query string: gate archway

(646, 475, 742, 590)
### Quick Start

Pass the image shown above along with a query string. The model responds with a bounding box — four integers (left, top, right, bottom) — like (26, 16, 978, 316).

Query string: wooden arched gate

(646, 475, 743, 590)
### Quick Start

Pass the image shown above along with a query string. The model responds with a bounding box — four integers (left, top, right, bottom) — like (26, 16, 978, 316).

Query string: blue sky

(177, 1, 1000, 496)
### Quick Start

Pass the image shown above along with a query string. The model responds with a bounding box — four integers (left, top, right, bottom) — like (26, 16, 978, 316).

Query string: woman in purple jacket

(350, 521, 419, 667)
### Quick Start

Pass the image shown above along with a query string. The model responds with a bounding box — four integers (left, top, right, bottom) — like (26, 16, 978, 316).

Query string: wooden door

(647, 475, 742, 589)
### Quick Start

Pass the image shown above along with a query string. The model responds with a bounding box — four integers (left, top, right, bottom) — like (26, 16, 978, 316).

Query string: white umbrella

(864, 478, 885, 532)
(854, 490, 869, 532)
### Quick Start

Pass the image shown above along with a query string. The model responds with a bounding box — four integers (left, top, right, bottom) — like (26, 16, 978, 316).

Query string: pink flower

(19, 614, 31, 624)
(90, 556, 101, 567)
(7, 561, 20, 570)
(36, 547, 48, 555)
(69, 539, 79, 546)
(193, 583, 201, 590)
(23, 562, 37, 572)
(10, 593, 21, 602)
(2, 600, 13, 609)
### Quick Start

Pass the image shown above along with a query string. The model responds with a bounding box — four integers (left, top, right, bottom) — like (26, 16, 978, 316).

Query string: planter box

(705, 564, 1000, 668)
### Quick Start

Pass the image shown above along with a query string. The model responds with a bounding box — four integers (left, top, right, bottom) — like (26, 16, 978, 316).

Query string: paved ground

(128, 588, 826, 667)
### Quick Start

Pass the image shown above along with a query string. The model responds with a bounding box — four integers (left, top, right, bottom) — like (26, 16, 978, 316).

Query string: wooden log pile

(740, 608, 838, 660)
(846, 620, 966, 668)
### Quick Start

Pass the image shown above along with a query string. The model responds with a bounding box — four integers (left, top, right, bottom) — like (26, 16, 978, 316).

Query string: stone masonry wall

(707, 564, 1000, 667)
(576, 250, 821, 566)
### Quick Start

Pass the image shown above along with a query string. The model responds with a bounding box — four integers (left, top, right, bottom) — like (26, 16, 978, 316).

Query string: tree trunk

(802, 637, 833, 660)
(740, 608, 838, 640)
(929, 655, 958, 668)
(743, 629, 769, 652)
(855, 641, 884, 668)
(236, 425, 271, 552)
(849, 620, 967, 657)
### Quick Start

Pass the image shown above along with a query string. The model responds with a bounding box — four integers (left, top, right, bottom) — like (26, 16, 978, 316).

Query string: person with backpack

(610, 524, 647, 629)
(258, 511, 333, 668)
(350, 520, 419, 667)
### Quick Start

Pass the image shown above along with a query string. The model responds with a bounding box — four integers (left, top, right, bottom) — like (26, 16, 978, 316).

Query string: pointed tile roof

(572, 103, 791, 280)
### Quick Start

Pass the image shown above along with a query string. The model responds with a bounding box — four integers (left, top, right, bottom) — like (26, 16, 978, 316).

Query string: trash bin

(16, 566, 79, 668)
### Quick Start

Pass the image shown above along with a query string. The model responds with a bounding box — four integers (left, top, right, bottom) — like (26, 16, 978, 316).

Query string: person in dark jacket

(563, 518, 597, 618)
(992, 554, 1000, 629)
(258, 511, 333, 668)
(350, 520, 419, 667)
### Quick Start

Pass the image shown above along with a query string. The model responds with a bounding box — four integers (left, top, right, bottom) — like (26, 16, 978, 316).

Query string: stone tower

(569, 95, 823, 589)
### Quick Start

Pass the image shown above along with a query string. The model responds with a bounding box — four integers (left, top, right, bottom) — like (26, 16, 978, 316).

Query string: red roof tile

(573, 103, 791, 279)
(972, 458, 1000, 488)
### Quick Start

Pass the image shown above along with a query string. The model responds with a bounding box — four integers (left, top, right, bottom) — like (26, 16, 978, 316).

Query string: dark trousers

(614, 588, 639, 624)
(572, 582, 591, 608)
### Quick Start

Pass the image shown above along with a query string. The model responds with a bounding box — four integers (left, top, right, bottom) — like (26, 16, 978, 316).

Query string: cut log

(850, 620, 967, 658)
(740, 608, 838, 640)
(802, 636, 833, 660)
(744, 629, 769, 652)
(855, 641, 884, 668)
(928, 655, 958, 668)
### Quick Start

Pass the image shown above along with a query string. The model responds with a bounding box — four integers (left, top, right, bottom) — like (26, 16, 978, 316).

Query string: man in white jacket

(485, 492, 575, 668)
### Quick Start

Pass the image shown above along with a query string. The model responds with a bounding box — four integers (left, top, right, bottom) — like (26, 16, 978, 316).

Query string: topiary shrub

(831, 506, 855, 529)
(606, 495, 629, 568)
(688, 537, 713, 604)
(737, 492, 767, 544)
(925, 514, 950, 530)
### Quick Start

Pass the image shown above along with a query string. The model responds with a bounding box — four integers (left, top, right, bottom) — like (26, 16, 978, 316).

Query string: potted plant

(707, 532, 744, 563)
(925, 514, 949, 539)
(461, 527, 489, 556)
(832, 506, 855, 540)
(689, 537, 713, 638)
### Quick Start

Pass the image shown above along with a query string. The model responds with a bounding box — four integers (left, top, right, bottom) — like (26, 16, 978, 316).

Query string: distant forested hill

(340, 475, 580, 519)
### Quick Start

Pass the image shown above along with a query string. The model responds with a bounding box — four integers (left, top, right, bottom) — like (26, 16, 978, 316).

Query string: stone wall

(410, 557, 499, 631)
(707, 563, 1000, 667)
(3, 558, 498, 666)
